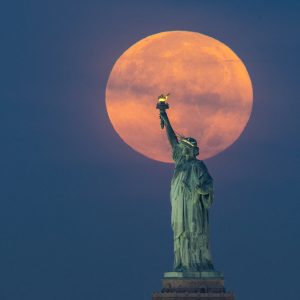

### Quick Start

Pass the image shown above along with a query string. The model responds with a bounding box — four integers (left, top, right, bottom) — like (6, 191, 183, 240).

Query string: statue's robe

(171, 143, 214, 272)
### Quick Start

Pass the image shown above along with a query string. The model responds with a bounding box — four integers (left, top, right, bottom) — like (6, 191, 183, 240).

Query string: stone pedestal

(152, 273, 234, 300)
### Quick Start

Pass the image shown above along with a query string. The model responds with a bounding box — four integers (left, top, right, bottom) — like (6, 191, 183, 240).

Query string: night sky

(1, 1, 300, 300)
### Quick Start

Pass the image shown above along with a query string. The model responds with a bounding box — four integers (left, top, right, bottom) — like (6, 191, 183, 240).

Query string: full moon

(105, 31, 253, 163)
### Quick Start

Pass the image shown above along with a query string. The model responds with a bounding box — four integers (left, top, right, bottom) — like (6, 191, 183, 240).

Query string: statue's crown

(180, 137, 197, 148)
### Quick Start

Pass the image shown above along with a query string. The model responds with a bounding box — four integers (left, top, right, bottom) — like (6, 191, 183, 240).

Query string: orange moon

(105, 31, 253, 163)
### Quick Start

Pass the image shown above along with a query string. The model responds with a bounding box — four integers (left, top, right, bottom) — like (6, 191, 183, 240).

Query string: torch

(156, 93, 170, 129)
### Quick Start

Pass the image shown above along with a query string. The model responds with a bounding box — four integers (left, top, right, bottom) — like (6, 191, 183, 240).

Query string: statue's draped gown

(171, 143, 214, 272)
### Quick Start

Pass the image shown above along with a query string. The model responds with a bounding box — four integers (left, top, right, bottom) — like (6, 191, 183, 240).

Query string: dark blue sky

(1, 1, 300, 299)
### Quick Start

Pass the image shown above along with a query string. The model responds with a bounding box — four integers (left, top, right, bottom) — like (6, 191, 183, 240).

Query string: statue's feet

(195, 261, 215, 271)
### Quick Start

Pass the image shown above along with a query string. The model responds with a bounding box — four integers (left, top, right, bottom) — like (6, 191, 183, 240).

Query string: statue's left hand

(196, 185, 209, 195)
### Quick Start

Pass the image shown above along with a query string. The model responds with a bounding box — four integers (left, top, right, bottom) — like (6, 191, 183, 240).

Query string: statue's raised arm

(160, 110, 178, 149)
(156, 94, 178, 149)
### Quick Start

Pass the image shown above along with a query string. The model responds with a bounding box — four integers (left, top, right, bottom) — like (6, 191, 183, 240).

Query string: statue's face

(180, 137, 199, 158)
(180, 144, 199, 158)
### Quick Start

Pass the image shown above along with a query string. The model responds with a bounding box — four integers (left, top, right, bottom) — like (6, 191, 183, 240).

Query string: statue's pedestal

(152, 272, 234, 300)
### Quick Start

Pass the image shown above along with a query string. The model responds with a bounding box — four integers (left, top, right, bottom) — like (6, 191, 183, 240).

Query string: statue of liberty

(157, 95, 215, 273)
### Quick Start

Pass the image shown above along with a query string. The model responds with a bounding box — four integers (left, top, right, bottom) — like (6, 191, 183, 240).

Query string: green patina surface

(164, 271, 223, 279)
(159, 107, 215, 274)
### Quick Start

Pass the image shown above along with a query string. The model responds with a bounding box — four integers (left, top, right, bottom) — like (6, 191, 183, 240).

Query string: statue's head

(179, 137, 199, 158)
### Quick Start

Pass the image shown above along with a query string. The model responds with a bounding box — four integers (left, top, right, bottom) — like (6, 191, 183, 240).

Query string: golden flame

(158, 93, 170, 102)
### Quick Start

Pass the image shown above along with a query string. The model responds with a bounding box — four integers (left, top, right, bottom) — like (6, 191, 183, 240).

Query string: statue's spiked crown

(180, 137, 198, 148)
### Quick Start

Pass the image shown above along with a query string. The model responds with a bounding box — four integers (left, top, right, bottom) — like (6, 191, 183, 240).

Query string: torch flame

(158, 93, 170, 102)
